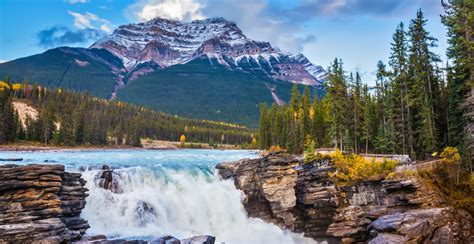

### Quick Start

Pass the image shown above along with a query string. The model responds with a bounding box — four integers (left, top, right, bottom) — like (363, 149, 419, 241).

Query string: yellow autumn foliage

(329, 149, 397, 184)
(440, 147, 461, 165)
(0, 81, 10, 89)
(251, 137, 257, 147)
(309, 107, 315, 119)
(11, 83, 22, 90)
(179, 134, 186, 143)
(268, 145, 283, 153)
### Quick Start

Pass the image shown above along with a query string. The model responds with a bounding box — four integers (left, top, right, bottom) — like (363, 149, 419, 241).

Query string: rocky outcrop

(369, 208, 472, 244)
(96, 165, 123, 194)
(0, 164, 89, 242)
(216, 155, 298, 226)
(217, 152, 474, 243)
(217, 153, 339, 243)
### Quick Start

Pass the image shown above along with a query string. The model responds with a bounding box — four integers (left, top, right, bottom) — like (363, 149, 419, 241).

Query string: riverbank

(0, 143, 137, 152)
(0, 140, 252, 152)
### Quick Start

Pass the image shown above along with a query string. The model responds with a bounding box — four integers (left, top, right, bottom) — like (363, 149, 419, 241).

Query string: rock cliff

(0, 164, 217, 244)
(0, 164, 89, 242)
(216, 152, 474, 243)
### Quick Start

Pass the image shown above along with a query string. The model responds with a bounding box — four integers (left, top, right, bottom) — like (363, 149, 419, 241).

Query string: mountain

(0, 17, 326, 127)
(91, 17, 325, 86)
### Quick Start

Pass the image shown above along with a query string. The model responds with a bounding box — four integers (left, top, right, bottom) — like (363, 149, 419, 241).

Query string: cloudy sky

(0, 0, 447, 83)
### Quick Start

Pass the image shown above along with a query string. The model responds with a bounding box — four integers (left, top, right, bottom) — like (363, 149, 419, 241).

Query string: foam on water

(0, 149, 318, 243)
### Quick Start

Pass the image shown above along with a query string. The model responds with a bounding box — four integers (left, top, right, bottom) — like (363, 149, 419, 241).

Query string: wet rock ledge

(216, 152, 474, 243)
(0, 164, 89, 242)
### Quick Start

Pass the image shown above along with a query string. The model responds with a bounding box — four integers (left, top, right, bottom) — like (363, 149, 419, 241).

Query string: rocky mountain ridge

(91, 17, 325, 86)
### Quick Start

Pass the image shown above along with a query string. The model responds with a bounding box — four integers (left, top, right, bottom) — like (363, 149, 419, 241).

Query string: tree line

(259, 4, 473, 170)
(0, 81, 255, 147)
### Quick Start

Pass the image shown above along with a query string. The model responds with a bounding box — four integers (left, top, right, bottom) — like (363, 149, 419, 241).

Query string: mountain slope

(0, 47, 122, 98)
(117, 56, 295, 127)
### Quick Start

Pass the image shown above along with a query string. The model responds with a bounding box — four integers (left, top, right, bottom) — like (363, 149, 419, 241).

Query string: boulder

(369, 233, 408, 244)
(96, 165, 123, 193)
(180, 235, 216, 244)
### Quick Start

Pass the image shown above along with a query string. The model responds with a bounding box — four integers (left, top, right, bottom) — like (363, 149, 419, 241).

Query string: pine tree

(442, 0, 474, 166)
(407, 9, 441, 158)
(352, 72, 363, 153)
(74, 107, 85, 145)
(258, 103, 270, 149)
(59, 108, 75, 146)
(301, 87, 312, 140)
(312, 95, 327, 147)
(327, 58, 348, 150)
(361, 84, 372, 153)
(390, 22, 410, 154)
(376, 61, 388, 129)
(288, 84, 301, 153)
(39, 103, 56, 145)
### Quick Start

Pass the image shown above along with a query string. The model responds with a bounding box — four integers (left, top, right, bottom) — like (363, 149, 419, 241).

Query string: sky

(0, 0, 448, 84)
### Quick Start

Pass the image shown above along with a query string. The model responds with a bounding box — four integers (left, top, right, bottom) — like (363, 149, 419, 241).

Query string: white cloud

(322, 0, 347, 15)
(129, 0, 206, 21)
(0, 60, 7, 64)
(68, 11, 113, 33)
(201, 0, 315, 54)
(100, 24, 112, 33)
(68, 11, 95, 29)
(67, 0, 89, 4)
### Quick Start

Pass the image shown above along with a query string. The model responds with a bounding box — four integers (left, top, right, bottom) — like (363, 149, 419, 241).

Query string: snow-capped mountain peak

(90, 17, 325, 86)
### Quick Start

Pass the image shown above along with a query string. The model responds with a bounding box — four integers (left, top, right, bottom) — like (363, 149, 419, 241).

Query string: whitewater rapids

(81, 166, 316, 243)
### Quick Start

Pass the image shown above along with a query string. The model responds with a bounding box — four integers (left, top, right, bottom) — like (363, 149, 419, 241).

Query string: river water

(0, 149, 316, 243)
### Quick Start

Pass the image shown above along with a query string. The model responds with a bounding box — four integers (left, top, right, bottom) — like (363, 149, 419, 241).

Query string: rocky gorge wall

(216, 152, 474, 243)
(0, 164, 89, 242)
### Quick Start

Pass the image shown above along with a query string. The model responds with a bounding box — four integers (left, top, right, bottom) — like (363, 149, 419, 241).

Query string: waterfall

(81, 166, 316, 244)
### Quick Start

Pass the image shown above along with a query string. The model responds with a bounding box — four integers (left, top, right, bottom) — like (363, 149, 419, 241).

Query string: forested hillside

(259, 5, 473, 170)
(0, 47, 121, 98)
(0, 81, 254, 147)
(117, 56, 297, 127)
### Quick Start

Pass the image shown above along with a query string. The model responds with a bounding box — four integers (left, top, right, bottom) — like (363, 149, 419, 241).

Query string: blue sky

(0, 0, 447, 84)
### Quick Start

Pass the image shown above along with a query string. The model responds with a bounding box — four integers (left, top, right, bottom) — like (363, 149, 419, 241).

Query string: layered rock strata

(216, 152, 474, 243)
(0, 164, 89, 242)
